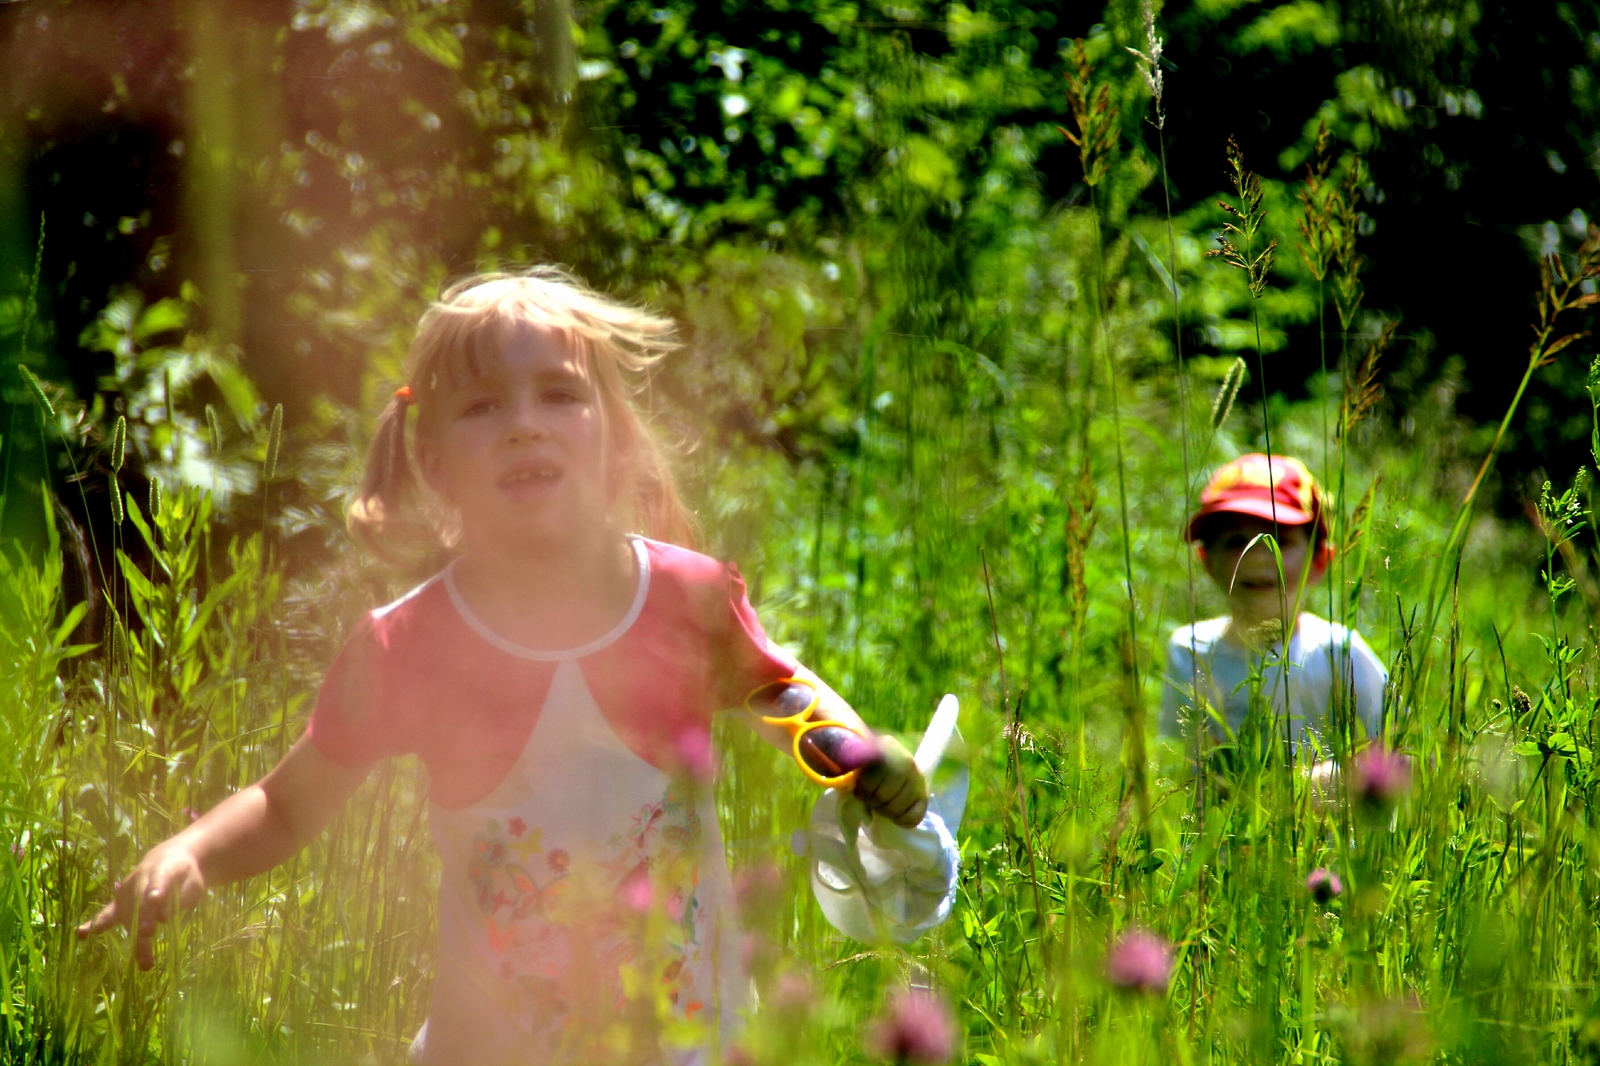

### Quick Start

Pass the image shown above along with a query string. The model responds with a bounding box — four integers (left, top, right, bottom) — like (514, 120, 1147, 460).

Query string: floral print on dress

(465, 781, 714, 1035)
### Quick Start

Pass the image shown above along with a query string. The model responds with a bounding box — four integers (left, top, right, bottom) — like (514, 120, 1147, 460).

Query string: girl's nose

(503, 396, 548, 443)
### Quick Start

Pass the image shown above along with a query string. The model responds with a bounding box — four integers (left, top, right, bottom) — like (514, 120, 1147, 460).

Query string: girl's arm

(77, 737, 370, 969)
(747, 663, 929, 828)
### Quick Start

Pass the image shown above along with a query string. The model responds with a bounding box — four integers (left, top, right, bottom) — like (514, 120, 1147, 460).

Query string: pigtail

(630, 432, 698, 549)
(347, 394, 420, 560)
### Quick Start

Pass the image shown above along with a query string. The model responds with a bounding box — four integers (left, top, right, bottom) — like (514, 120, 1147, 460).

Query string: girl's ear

(604, 410, 635, 501)
(416, 436, 447, 502)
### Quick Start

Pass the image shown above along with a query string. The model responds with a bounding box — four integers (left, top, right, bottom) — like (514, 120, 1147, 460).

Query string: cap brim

(1187, 497, 1314, 540)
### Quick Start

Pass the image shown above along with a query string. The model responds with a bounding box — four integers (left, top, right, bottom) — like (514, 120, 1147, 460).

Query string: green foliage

(1, 1, 1599, 1063)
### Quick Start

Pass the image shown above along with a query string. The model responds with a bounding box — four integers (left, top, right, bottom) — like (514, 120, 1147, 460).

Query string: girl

(78, 269, 928, 1065)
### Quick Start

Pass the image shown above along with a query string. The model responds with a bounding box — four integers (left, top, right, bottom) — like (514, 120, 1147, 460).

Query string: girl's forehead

(433, 318, 589, 389)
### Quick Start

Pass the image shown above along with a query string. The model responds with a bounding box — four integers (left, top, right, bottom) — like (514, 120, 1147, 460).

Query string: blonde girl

(79, 268, 927, 1065)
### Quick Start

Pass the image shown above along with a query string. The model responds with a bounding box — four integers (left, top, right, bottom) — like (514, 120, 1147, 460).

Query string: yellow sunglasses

(744, 677, 875, 789)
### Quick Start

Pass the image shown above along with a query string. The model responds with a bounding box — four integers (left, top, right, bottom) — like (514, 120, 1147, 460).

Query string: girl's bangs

(419, 305, 592, 397)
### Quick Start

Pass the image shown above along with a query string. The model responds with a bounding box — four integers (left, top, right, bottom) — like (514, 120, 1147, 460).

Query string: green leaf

(1512, 741, 1542, 758)
(124, 490, 157, 555)
(199, 353, 261, 429)
(133, 297, 188, 342)
(405, 21, 463, 69)
(115, 550, 156, 611)
(176, 570, 246, 658)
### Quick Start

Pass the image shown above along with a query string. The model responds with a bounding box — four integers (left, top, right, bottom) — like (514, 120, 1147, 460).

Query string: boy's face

(1197, 514, 1323, 626)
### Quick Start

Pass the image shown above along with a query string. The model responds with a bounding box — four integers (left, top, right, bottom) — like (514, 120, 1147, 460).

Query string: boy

(1159, 453, 1387, 754)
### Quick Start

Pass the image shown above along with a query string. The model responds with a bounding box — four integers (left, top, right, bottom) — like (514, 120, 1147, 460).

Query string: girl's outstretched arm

(76, 737, 370, 969)
(748, 663, 929, 828)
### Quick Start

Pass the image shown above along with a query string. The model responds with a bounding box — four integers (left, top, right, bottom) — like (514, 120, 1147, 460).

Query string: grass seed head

(1060, 39, 1120, 187)
(1588, 353, 1600, 464)
(1211, 358, 1247, 430)
(1296, 122, 1338, 282)
(110, 415, 126, 473)
(1125, 0, 1164, 127)
(265, 403, 283, 480)
(19, 365, 55, 418)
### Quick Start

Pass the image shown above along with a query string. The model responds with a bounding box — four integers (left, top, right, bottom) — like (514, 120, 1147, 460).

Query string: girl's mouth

(498, 466, 563, 490)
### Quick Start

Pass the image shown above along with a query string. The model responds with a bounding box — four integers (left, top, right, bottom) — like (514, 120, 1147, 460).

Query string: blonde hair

(348, 267, 695, 561)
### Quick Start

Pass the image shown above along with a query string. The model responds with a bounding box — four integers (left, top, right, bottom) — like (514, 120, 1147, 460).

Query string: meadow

(1, 3, 1599, 1065)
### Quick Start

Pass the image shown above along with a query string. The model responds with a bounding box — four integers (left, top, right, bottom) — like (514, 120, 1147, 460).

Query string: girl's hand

(853, 736, 929, 828)
(73, 739, 371, 970)
(77, 840, 208, 970)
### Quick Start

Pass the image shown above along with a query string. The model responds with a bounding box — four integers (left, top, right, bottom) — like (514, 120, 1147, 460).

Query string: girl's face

(1197, 515, 1324, 626)
(420, 322, 615, 552)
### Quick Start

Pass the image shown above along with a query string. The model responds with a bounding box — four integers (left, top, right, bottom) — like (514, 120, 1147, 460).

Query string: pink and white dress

(306, 537, 797, 1065)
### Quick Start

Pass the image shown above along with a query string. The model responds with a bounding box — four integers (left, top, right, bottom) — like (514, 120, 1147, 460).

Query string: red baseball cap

(1187, 453, 1326, 541)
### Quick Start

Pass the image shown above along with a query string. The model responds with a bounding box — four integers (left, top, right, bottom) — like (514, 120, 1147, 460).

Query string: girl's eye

(543, 389, 581, 405)
(462, 398, 498, 417)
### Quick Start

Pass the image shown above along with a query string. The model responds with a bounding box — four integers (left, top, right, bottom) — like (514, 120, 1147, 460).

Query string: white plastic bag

(793, 695, 967, 945)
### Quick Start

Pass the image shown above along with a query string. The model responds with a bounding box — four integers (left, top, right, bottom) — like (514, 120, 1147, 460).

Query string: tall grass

(0, 48, 1597, 1066)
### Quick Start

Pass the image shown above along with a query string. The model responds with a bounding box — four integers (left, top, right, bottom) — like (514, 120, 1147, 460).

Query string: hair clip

(394, 385, 416, 405)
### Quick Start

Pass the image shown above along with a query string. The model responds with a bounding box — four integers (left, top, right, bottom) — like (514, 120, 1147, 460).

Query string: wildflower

(674, 725, 715, 783)
(1333, 993, 1433, 1066)
(733, 861, 784, 918)
(1306, 867, 1343, 904)
(866, 989, 957, 1065)
(1354, 745, 1411, 810)
(508, 816, 526, 838)
(546, 848, 569, 874)
(771, 971, 815, 1013)
(1105, 929, 1173, 993)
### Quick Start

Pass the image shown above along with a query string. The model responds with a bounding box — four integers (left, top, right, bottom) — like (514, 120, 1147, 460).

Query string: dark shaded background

(1, 0, 1593, 552)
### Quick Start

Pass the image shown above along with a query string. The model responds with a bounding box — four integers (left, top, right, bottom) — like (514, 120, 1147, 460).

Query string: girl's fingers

(891, 795, 929, 827)
(77, 899, 122, 938)
(134, 923, 158, 970)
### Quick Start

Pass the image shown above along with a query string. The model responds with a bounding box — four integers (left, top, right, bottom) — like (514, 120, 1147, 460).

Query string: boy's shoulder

(1169, 616, 1230, 654)
(1294, 613, 1365, 648)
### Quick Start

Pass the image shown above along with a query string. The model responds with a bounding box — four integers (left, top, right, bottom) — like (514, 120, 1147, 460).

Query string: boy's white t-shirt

(1159, 613, 1387, 748)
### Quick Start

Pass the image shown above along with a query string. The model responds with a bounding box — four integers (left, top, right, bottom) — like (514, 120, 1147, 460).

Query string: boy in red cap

(1159, 453, 1387, 755)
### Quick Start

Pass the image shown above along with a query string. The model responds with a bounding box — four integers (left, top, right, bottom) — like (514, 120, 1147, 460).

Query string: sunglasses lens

(797, 726, 878, 778)
(752, 680, 814, 718)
